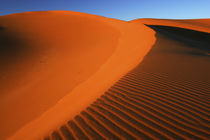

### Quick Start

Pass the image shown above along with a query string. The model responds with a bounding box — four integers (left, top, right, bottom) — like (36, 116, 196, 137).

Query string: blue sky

(0, 0, 209, 21)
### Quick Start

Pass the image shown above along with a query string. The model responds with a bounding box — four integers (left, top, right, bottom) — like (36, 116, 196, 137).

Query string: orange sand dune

(0, 11, 209, 140)
(0, 11, 155, 139)
(41, 20, 209, 140)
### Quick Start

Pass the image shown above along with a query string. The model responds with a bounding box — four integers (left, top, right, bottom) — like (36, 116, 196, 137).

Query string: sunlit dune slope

(37, 19, 209, 139)
(0, 11, 119, 140)
(38, 19, 209, 139)
(0, 11, 155, 139)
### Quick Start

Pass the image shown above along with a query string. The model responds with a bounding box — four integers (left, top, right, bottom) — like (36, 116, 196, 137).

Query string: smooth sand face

(6, 12, 155, 140)
(1, 11, 209, 140)
(0, 11, 121, 139)
(0, 11, 155, 139)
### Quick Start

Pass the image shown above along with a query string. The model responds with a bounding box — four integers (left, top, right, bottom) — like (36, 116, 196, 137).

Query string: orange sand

(0, 11, 209, 140)
(0, 11, 155, 139)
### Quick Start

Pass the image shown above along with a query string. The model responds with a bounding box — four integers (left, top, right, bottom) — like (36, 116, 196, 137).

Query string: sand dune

(0, 11, 155, 139)
(0, 11, 209, 139)
(0, 11, 120, 139)
(42, 22, 209, 140)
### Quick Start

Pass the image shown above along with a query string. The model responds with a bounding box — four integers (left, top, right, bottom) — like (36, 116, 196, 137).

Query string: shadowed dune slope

(0, 11, 155, 139)
(146, 25, 210, 55)
(132, 18, 210, 33)
(41, 21, 210, 139)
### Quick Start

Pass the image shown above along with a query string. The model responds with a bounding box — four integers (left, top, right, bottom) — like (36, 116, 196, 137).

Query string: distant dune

(0, 11, 209, 140)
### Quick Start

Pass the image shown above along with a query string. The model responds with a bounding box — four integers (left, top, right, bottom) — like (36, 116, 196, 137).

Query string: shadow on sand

(146, 25, 210, 55)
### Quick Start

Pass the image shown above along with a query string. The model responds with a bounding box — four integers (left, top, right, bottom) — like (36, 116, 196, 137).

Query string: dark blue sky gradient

(0, 0, 209, 20)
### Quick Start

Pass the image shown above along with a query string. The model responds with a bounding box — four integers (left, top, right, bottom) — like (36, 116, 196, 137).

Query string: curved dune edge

(39, 20, 209, 139)
(8, 12, 155, 140)
(131, 18, 210, 33)
(3, 12, 209, 139)
(0, 10, 122, 139)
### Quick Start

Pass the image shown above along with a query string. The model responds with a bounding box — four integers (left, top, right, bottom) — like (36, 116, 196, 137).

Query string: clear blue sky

(0, 0, 209, 21)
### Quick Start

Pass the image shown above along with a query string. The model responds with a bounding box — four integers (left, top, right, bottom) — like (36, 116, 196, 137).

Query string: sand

(132, 18, 210, 33)
(0, 11, 209, 139)
(0, 11, 155, 139)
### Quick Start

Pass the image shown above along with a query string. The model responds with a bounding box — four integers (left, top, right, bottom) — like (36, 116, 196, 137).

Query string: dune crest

(132, 18, 210, 33)
(0, 11, 209, 140)
(0, 11, 155, 139)
(0, 11, 120, 139)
